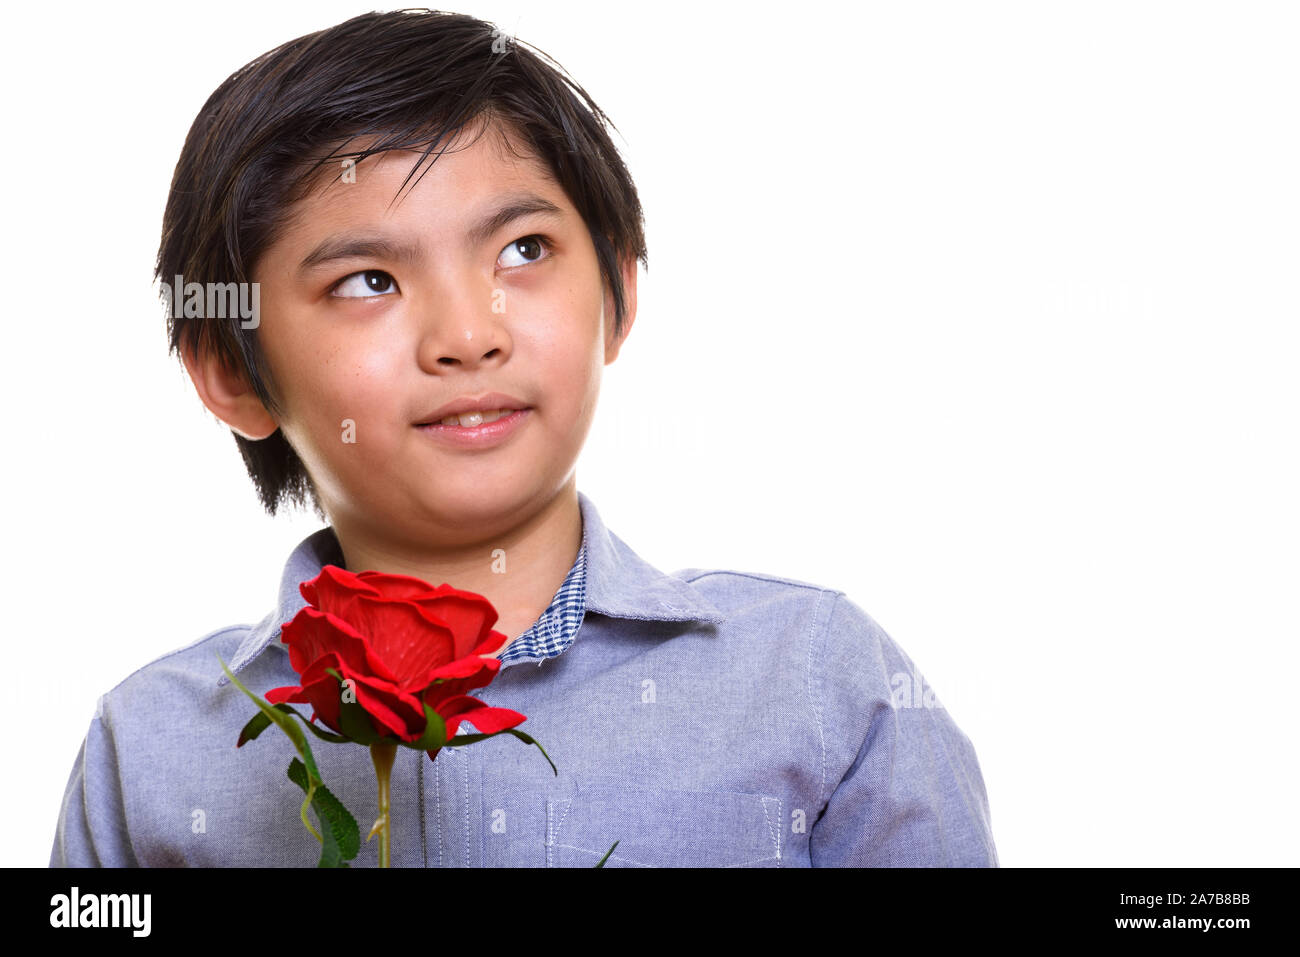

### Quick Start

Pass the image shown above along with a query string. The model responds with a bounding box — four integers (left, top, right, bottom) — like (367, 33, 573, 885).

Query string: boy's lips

(414, 391, 530, 426)
(414, 408, 532, 449)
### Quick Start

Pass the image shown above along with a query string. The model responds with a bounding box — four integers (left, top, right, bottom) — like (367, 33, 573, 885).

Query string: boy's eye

(498, 235, 552, 269)
(331, 270, 399, 298)
(326, 239, 549, 297)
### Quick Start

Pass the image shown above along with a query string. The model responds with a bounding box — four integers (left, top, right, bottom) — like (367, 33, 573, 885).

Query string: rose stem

(370, 740, 398, 868)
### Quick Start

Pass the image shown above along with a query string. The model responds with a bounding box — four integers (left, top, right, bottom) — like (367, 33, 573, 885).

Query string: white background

(2, 0, 1296, 867)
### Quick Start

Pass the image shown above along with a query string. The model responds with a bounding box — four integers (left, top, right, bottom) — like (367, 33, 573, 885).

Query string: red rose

(265, 564, 526, 758)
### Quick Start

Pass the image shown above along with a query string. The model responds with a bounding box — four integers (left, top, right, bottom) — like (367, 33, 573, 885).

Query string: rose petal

(264, 684, 301, 704)
(407, 592, 500, 658)
(300, 564, 381, 608)
(290, 653, 354, 734)
(353, 577, 501, 653)
(347, 672, 428, 742)
(280, 607, 400, 685)
(354, 571, 459, 600)
(291, 652, 417, 740)
(435, 695, 527, 737)
(323, 595, 460, 689)
(264, 677, 342, 736)
(471, 629, 511, 657)
(423, 656, 501, 703)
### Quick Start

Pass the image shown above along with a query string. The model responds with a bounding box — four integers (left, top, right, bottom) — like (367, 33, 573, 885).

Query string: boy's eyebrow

(296, 193, 566, 276)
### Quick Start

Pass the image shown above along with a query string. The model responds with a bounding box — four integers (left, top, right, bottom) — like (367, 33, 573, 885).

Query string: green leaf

(218, 653, 336, 849)
(287, 758, 360, 868)
(239, 704, 350, 747)
(272, 703, 350, 743)
(218, 654, 323, 788)
(337, 699, 381, 745)
(396, 703, 447, 752)
(595, 840, 619, 868)
(443, 727, 558, 776)
(236, 711, 272, 748)
(324, 667, 382, 745)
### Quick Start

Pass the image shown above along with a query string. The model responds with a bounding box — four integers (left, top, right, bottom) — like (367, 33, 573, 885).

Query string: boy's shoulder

(97, 524, 347, 712)
(665, 563, 905, 680)
(667, 560, 852, 618)
(90, 617, 270, 723)
(673, 565, 831, 593)
(671, 564, 879, 639)
(667, 563, 920, 694)
(670, 564, 851, 634)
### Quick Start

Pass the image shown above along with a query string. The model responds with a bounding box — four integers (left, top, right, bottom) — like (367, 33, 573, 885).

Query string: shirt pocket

(545, 786, 784, 867)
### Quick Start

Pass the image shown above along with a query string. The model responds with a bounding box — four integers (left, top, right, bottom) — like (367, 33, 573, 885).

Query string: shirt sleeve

(809, 592, 999, 867)
(50, 695, 140, 867)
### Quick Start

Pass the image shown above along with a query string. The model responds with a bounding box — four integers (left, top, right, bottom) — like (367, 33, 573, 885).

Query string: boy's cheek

(282, 405, 398, 472)
(289, 354, 409, 421)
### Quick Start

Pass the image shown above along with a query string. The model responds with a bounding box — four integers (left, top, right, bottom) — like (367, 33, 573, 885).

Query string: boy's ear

(180, 337, 279, 440)
(603, 254, 638, 364)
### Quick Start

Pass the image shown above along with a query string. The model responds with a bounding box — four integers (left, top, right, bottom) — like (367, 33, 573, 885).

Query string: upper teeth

(437, 408, 514, 427)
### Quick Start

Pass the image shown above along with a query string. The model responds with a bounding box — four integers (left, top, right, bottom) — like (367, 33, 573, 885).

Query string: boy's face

(207, 119, 634, 544)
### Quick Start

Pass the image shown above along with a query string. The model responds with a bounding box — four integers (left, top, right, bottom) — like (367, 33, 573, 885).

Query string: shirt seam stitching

(678, 569, 827, 592)
(418, 754, 427, 868)
(810, 590, 844, 814)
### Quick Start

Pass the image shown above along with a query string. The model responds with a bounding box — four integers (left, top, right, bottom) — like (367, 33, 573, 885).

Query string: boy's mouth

(414, 391, 530, 427)
(419, 407, 525, 428)
(414, 408, 532, 448)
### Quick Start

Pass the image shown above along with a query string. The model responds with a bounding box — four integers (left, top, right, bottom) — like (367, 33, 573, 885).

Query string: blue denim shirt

(50, 490, 998, 867)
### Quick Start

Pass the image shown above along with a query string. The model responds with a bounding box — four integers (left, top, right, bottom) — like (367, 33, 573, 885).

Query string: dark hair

(158, 9, 647, 518)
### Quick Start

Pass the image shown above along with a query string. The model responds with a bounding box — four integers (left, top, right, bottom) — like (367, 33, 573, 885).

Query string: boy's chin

(402, 484, 544, 525)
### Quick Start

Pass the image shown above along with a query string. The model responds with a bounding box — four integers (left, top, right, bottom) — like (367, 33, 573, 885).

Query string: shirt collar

(217, 490, 724, 687)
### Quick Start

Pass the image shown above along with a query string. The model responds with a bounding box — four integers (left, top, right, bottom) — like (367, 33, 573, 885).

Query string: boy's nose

(413, 295, 512, 371)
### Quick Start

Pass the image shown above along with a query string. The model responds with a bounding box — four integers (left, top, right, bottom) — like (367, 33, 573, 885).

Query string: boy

(50, 9, 997, 867)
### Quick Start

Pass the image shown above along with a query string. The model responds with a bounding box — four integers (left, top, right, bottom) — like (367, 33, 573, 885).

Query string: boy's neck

(329, 483, 584, 650)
